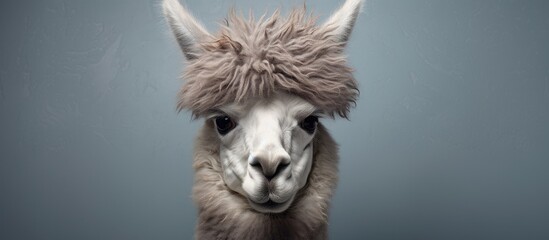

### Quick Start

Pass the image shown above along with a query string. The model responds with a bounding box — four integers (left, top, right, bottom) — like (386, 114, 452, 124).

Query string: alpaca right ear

(322, 0, 365, 45)
(162, 0, 212, 60)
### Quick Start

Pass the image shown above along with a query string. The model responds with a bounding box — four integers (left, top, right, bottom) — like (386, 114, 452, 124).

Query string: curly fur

(178, 8, 358, 118)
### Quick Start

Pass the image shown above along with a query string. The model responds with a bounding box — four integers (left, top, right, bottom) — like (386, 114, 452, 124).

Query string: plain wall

(1, 0, 548, 239)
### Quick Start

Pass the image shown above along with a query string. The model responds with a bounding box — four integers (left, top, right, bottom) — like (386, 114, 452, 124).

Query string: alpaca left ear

(322, 0, 364, 44)
(162, 0, 212, 60)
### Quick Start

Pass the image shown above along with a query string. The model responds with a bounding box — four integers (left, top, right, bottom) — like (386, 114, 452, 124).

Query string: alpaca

(162, 0, 363, 239)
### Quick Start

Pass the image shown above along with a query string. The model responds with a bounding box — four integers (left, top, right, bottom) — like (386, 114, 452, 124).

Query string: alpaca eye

(299, 115, 318, 134)
(215, 115, 236, 135)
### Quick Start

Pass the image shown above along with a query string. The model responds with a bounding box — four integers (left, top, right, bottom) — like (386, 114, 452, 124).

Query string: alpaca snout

(249, 151, 291, 181)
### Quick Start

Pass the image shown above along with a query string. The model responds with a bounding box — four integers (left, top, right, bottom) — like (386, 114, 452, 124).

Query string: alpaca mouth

(248, 198, 293, 213)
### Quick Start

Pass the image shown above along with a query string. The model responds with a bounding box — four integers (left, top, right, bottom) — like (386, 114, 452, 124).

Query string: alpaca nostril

(250, 159, 261, 168)
(272, 160, 289, 180)
(250, 155, 290, 181)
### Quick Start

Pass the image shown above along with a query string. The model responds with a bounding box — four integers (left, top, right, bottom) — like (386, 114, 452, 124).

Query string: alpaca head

(163, 0, 363, 213)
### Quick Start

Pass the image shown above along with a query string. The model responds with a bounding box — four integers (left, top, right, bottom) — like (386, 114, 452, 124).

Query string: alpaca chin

(248, 196, 295, 213)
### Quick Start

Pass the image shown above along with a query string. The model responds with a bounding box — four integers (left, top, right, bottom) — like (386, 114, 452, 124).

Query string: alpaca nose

(250, 154, 290, 181)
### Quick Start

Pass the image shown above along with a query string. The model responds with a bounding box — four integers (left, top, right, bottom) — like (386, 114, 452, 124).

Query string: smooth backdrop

(1, 0, 548, 239)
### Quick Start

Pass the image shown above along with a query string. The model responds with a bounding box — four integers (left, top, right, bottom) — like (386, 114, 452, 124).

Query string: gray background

(1, 0, 548, 239)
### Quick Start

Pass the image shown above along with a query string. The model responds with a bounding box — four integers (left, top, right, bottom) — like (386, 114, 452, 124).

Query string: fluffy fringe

(178, 8, 358, 118)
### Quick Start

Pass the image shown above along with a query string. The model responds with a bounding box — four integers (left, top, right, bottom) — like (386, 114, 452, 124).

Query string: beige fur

(178, 8, 358, 118)
(193, 121, 338, 239)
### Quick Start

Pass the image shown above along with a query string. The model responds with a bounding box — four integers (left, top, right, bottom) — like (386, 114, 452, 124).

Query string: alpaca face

(209, 93, 319, 213)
